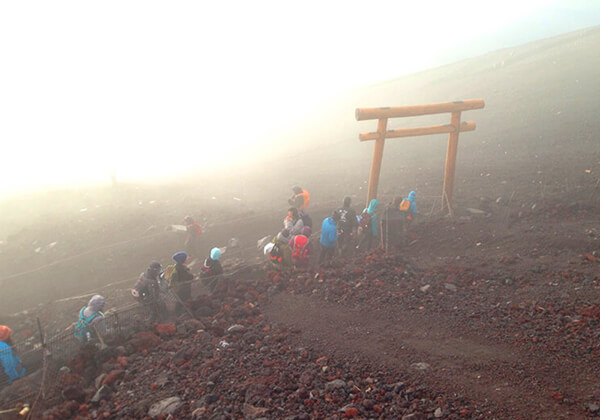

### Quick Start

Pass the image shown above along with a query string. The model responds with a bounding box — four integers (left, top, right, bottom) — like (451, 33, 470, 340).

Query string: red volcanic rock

(59, 373, 83, 387)
(155, 323, 177, 336)
(343, 407, 359, 417)
(129, 331, 161, 351)
(117, 356, 128, 368)
(101, 369, 124, 386)
(79, 403, 89, 415)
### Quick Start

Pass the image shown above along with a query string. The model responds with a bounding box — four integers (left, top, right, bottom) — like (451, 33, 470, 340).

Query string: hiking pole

(92, 325, 107, 350)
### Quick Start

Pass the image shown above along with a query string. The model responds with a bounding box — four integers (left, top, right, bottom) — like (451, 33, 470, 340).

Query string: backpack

(399, 199, 411, 212)
(74, 306, 103, 342)
(164, 264, 178, 286)
(358, 210, 372, 230)
(292, 235, 310, 262)
(300, 212, 312, 228)
(269, 243, 284, 263)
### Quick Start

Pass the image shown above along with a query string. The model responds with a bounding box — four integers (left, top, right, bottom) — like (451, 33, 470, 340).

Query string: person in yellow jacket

(288, 186, 310, 210)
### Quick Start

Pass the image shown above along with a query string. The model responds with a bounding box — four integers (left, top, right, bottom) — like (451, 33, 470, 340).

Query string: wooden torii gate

(355, 99, 485, 213)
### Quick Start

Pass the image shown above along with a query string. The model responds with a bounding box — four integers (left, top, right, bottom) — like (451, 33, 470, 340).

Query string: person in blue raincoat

(318, 211, 341, 264)
(0, 325, 26, 385)
(357, 198, 380, 251)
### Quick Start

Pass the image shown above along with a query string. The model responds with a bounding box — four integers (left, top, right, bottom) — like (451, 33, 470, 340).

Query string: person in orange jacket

(288, 186, 310, 210)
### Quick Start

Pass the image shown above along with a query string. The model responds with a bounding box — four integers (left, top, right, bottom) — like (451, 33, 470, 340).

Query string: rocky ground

(1, 183, 599, 419)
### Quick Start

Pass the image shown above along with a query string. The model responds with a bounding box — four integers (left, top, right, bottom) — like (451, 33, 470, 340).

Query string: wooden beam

(359, 121, 476, 141)
(366, 118, 387, 205)
(441, 111, 461, 212)
(356, 99, 484, 121)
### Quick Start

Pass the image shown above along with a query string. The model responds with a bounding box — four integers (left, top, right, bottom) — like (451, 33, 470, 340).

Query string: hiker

(356, 198, 380, 252)
(288, 186, 310, 210)
(284, 207, 304, 237)
(319, 211, 341, 265)
(265, 229, 293, 269)
(289, 226, 312, 268)
(200, 247, 224, 290)
(381, 196, 404, 250)
(335, 196, 358, 256)
(170, 251, 195, 316)
(131, 261, 166, 323)
(184, 216, 203, 258)
(0, 325, 26, 385)
(400, 190, 419, 224)
(74, 295, 107, 343)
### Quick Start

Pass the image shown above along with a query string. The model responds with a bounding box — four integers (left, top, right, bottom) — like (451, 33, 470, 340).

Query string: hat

(210, 247, 222, 261)
(0, 325, 12, 342)
(292, 186, 302, 194)
(172, 251, 188, 264)
(184, 216, 193, 224)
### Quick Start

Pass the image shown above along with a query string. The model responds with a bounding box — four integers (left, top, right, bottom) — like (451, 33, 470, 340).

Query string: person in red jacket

(184, 216, 202, 258)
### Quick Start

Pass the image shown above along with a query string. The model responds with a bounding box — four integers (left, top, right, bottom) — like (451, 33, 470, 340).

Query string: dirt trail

(265, 292, 587, 419)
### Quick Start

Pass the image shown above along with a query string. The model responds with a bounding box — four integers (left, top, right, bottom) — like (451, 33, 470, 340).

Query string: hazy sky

(1, 0, 599, 195)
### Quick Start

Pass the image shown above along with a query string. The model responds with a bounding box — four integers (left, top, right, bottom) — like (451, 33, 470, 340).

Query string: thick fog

(1, 1, 599, 197)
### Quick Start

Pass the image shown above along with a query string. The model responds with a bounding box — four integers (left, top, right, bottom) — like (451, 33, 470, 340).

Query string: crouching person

(265, 229, 293, 270)
(289, 226, 312, 269)
(0, 325, 26, 385)
(74, 295, 107, 344)
(132, 261, 167, 323)
(200, 247, 224, 291)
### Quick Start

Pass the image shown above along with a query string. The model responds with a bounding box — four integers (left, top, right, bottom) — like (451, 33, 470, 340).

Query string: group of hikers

(71, 246, 224, 345)
(72, 185, 419, 345)
(0, 185, 418, 386)
(264, 186, 418, 269)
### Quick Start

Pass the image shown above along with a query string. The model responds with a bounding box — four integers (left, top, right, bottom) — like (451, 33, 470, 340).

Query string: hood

(0, 325, 12, 342)
(367, 199, 379, 214)
(408, 191, 416, 202)
(87, 295, 106, 312)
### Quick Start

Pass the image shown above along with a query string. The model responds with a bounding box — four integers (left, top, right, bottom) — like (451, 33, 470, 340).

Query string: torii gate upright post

(366, 117, 388, 203)
(356, 99, 485, 213)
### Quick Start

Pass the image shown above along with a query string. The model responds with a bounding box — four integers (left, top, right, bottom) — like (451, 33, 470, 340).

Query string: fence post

(114, 312, 122, 336)
(36, 317, 45, 349)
